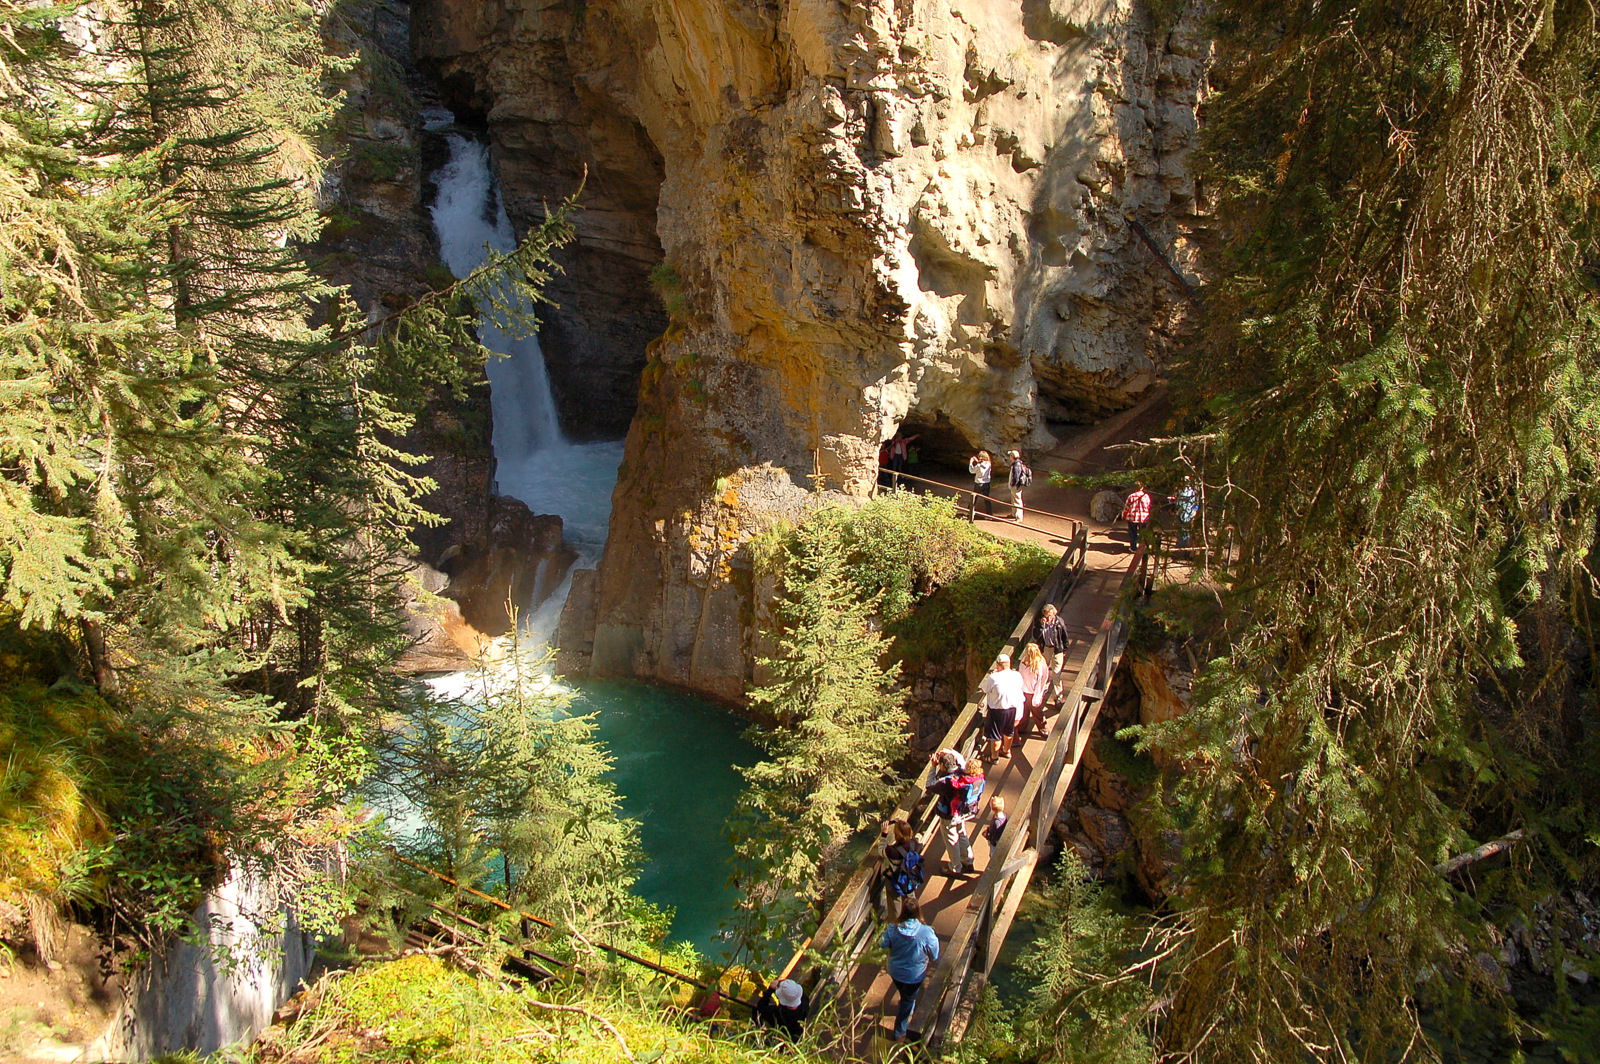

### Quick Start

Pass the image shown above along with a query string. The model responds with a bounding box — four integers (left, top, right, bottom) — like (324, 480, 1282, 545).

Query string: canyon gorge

(391, 0, 1209, 700)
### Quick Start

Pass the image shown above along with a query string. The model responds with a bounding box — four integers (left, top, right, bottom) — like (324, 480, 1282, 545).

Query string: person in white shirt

(978, 653, 1025, 762)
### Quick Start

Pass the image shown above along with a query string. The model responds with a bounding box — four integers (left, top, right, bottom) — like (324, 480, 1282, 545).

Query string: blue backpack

(891, 849, 926, 897)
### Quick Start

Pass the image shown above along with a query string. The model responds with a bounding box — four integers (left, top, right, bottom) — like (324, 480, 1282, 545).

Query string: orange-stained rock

(412, 0, 1209, 697)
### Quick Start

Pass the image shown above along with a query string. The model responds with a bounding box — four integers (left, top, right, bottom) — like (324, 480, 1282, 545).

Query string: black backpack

(1014, 462, 1032, 487)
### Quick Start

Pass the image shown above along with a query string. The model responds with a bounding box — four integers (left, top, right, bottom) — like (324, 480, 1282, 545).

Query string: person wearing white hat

(978, 653, 1024, 763)
(755, 977, 810, 1039)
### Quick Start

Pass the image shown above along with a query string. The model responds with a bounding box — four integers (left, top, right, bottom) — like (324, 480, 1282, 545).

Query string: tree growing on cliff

(1115, 1, 1600, 1061)
(728, 508, 909, 934)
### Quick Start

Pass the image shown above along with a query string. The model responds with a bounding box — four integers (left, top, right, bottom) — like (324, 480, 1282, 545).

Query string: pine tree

(729, 509, 909, 931)
(379, 645, 644, 928)
(0, 0, 575, 943)
(1138, 2, 1600, 1060)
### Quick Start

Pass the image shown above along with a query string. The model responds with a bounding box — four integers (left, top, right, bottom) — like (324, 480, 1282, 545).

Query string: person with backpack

(875, 820, 926, 918)
(928, 757, 986, 875)
(880, 897, 940, 1041)
(1006, 449, 1031, 522)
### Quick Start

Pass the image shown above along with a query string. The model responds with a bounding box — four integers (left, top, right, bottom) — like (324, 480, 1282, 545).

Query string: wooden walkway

(857, 556, 1135, 1049)
(773, 402, 1171, 1055)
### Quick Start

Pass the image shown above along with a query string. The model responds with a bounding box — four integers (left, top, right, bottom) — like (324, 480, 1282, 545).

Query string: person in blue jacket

(880, 897, 941, 1040)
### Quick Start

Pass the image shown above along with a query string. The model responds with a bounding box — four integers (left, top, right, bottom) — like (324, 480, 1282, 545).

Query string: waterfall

(429, 129, 563, 460)
(427, 117, 624, 646)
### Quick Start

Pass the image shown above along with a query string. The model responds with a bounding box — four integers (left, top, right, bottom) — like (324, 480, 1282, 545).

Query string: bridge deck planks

(847, 555, 1128, 1050)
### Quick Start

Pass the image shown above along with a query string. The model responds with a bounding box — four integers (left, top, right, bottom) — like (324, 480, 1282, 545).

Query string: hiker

(876, 820, 926, 918)
(928, 757, 986, 875)
(887, 432, 920, 477)
(1121, 481, 1153, 552)
(754, 978, 811, 1040)
(1170, 474, 1199, 548)
(979, 653, 1025, 761)
(880, 897, 940, 1041)
(983, 796, 1009, 856)
(968, 450, 994, 517)
(1006, 449, 1031, 522)
(1035, 603, 1069, 702)
(1018, 642, 1050, 739)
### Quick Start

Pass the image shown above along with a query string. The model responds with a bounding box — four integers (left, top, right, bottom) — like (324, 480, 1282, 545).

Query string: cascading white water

(397, 119, 755, 955)
(427, 117, 625, 645)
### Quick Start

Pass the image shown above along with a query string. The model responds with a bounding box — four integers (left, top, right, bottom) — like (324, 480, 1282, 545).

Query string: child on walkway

(983, 796, 1009, 859)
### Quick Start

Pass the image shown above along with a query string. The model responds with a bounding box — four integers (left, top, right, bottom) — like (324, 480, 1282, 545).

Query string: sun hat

(775, 979, 803, 1009)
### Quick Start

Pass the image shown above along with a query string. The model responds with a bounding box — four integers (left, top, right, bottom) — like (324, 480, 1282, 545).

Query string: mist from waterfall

(427, 120, 624, 643)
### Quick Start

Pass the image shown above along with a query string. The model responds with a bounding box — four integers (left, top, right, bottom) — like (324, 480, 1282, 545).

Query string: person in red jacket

(1120, 481, 1152, 552)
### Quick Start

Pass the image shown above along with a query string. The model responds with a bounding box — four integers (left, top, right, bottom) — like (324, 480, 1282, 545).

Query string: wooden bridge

(775, 517, 1153, 1052)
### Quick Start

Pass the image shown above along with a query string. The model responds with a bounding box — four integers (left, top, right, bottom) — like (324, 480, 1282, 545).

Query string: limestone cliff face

(414, 0, 1208, 700)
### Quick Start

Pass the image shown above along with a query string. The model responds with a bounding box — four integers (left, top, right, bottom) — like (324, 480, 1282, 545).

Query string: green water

(568, 679, 759, 956)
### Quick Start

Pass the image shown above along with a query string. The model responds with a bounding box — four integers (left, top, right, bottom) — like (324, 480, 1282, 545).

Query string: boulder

(1091, 489, 1127, 524)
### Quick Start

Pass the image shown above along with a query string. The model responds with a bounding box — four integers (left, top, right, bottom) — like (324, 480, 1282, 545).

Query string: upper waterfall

(429, 130, 563, 457)
(427, 119, 625, 643)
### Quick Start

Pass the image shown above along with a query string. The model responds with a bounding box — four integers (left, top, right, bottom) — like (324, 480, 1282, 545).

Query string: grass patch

(234, 954, 828, 1064)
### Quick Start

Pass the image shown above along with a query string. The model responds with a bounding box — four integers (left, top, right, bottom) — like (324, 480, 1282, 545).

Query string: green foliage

(228, 953, 830, 1064)
(1013, 856, 1157, 1064)
(0, 630, 360, 954)
(729, 507, 909, 937)
(749, 493, 1055, 668)
(821, 492, 986, 622)
(373, 644, 645, 930)
(887, 536, 1054, 667)
(1144, 1, 1600, 1060)
(648, 261, 689, 320)
(0, 0, 575, 951)
(728, 493, 1051, 943)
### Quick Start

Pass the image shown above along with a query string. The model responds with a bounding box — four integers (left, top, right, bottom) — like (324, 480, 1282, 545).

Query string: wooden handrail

(874, 468, 1085, 539)
(912, 545, 1149, 1045)
(387, 850, 759, 1009)
(777, 525, 1092, 1001)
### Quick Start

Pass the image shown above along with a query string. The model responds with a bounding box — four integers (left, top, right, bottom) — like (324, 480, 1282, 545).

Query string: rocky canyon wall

(412, 0, 1208, 700)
